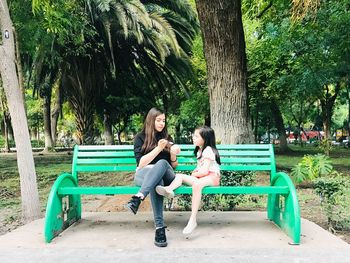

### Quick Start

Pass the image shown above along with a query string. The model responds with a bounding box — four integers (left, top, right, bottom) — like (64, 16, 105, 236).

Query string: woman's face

(192, 129, 204, 147)
(154, 114, 166, 132)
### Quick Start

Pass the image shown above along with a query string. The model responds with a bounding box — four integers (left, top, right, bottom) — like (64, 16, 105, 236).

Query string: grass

(275, 144, 350, 175)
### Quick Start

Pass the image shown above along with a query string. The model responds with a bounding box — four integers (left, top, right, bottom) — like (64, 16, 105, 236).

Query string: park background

(1, 0, 350, 244)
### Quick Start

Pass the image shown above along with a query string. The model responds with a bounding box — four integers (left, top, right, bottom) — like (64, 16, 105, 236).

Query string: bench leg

(44, 173, 81, 243)
(267, 172, 301, 245)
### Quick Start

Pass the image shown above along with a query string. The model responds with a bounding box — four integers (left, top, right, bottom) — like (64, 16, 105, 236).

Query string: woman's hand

(170, 144, 181, 155)
(157, 139, 168, 151)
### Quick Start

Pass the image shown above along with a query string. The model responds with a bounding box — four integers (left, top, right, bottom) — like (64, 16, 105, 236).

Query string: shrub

(314, 175, 350, 231)
(291, 154, 333, 183)
(175, 171, 256, 211)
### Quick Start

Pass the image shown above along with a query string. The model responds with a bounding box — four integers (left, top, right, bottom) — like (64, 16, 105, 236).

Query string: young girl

(156, 126, 221, 235)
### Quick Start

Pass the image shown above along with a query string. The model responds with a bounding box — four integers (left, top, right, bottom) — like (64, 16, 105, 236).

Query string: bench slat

(76, 150, 271, 158)
(76, 144, 271, 151)
(75, 164, 272, 172)
(76, 166, 136, 172)
(177, 151, 271, 157)
(177, 157, 271, 163)
(78, 145, 134, 150)
(76, 157, 271, 163)
(78, 152, 135, 157)
(220, 157, 272, 163)
(58, 185, 289, 195)
(220, 165, 272, 171)
(77, 158, 136, 164)
(180, 144, 271, 150)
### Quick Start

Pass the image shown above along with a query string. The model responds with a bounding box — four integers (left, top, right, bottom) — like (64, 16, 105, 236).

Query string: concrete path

(0, 211, 349, 262)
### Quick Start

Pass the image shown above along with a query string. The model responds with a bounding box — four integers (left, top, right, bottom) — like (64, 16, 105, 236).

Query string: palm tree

(61, 0, 199, 144)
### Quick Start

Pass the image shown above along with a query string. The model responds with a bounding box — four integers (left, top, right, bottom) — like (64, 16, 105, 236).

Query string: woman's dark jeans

(134, 159, 175, 228)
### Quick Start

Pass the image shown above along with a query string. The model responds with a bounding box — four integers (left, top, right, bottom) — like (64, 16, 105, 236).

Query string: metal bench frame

(44, 144, 300, 244)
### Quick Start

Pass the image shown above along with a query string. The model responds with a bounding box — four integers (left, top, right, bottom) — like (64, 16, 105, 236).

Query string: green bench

(44, 144, 301, 244)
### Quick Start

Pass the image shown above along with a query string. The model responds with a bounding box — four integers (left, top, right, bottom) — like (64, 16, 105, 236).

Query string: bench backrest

(72, 144, 276, 182)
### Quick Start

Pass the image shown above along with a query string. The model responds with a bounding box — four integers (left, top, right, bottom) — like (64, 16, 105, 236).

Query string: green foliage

(314, 175, 350, 231)
(175, 171, 256, 211)
(291, 154, 333, 183)
(0, 137, 15, 149)
(318, 138, 333, 156)
(245, 0, 350, 141)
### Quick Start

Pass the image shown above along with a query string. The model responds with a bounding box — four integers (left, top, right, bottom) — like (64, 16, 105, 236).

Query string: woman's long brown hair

(141, 108, 170, 152)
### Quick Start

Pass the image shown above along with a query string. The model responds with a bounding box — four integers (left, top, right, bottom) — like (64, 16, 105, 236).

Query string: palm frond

(94, 0, 112, 12)
(142, 0, 197, 25)
(149, 12, 180, 56)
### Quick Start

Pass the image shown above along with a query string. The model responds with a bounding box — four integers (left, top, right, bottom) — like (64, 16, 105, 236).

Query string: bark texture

(103, 110, 114, 145)
(0, 0, 41, 221)
(270, 101, 288, 152)
(195, 0, 253, 143)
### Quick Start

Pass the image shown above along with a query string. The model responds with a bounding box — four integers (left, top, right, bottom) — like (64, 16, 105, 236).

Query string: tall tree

(0, 85, 11, 152)
(195, 0, 253, 143)
(0, 0, 40, 222)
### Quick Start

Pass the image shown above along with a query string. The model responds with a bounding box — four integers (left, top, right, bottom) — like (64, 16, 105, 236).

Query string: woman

(125, 107, 180, 247)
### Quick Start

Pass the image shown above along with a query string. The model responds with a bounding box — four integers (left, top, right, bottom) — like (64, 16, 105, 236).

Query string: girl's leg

(183, 176, 215, 235)
(155, 174, 182, 198)
(169, 174, 198, 190)
(156, 174, 196, 198)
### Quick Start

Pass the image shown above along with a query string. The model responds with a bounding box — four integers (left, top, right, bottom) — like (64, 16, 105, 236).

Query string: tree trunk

(103, 110, 114, 145)
(43, 92, 54, 152)
(51, 81, 62, 144)
(254, 102, 259, 143)
(320, 84, 340, 140)
(0, 89, 11, 152)
(195, 0, 253, 144)
(3, 117, 10, 152)
(0, 0, 41, 221)
(347, 85, 350, 147)
(13, 29, 25, 106)
(64, 60, 96, 145)
(270, 101, 289, 152)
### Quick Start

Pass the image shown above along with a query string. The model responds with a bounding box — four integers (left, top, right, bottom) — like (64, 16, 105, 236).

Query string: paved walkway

(0, 211, 349, 262)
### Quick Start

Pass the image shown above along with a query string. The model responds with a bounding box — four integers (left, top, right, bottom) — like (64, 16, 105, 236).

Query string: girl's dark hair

(141, 107, 170, 152)
(194, 126, 221, 164)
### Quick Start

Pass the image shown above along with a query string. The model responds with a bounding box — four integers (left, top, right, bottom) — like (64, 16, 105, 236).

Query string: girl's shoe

(183, 221, 197, 236)
(156, 185, 175, 199)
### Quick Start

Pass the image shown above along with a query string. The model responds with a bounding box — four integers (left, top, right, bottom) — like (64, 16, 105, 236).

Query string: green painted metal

(58, 185, 289, 195)
(267, 172, 301, 244)
(44, 143, 300, 244)
(268, 144, 277, 182)
(44, 173, 81, 243)
(76, 165, 137, 172)
(78, 151, 135, 157)
(221, 157, 272, 163)
(78, 145, 134, 150)
(77, 158, 137, 164)
(211, 150, 271, 156)
(71, 146, 79, 182)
